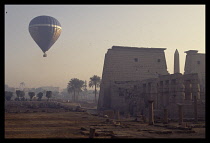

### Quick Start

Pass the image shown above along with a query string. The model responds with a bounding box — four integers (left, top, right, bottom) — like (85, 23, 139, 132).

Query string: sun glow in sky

(5, 5, 205, 89)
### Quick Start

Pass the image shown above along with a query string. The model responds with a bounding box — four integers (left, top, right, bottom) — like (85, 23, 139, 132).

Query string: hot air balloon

(28, 15, 62, 57)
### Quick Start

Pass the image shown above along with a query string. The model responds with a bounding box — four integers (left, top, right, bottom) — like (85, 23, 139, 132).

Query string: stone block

(89, 128, 96, 138)
(103, 110, 115, 119)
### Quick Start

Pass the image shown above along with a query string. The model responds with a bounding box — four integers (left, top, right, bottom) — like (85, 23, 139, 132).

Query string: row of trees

(5, 75, 101, 103)
(28, 91, 52, 101)
(5, 90, 53, 101)
(67, 75, 101, 103)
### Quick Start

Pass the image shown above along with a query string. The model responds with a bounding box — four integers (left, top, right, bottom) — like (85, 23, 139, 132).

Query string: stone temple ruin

(98, 46, 205, 121)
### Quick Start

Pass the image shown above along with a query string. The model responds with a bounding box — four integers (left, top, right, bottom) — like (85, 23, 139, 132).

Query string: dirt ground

(5, 111, 205, 139)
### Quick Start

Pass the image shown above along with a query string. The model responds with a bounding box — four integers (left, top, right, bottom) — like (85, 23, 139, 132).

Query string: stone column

(147, 83, 152, 100)
(193, 95, 198, 123)
(163, 108, 168, 124)
(192, 80, 201, 100)
(89, 128, 96, 138)
(185, 81, 192, 100)
(163, 80, 169, 106)
(176, 79, 185, 103)
(115, 110, 120, 120)
(159, 81, 164, 108)
(178, 104, 183, 125)
(148, 100, 154, 125)
(150, 83, 158, 109)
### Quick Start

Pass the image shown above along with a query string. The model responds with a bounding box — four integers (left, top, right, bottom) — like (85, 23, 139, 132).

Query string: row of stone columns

(105, 94, 198, 126)
(185, 79, 201, 101)
(147, 96, 198, 125)
(145, 79, 200, 108)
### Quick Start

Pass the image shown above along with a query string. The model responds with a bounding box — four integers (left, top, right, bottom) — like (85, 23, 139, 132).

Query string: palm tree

(83, 80, 88, 100)
(89, 75, 101, 103)
(37, 92, 43, 101)
(67, 78, 84, 102)
(46, 91, 52, 101)
(16, 90, 25, 101)
(5, 91, 13, 101)
(28, 92, 35, 101)
(16, 90, 21, 101)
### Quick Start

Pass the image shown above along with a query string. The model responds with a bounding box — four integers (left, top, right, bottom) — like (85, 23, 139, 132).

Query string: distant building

(184, 50, 205, 100)
(98, 46, 169, 109)
(97, 46, 205, 120)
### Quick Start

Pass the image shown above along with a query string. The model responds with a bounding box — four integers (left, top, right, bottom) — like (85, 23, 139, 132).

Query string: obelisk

(174, 49, 180, 73)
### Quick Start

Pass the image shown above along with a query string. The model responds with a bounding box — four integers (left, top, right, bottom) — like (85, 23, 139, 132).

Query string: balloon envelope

(28, 15, 62, 56)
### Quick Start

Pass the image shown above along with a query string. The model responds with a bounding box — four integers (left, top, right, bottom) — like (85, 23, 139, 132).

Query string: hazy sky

(5, 5, 205, 90)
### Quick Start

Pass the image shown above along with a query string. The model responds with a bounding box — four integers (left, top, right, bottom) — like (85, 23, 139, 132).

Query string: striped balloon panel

(29, 25, 61, 52)
(29, 15, 61, 27)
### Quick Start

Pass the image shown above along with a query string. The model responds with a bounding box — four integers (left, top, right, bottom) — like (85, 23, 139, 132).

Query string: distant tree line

(5, 75, 101, 103)
(5, 90, 53, 101)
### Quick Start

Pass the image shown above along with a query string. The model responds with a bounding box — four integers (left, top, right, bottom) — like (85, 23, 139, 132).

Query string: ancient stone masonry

(148, 100, 154, 125)
(177, 104, 183, 125)
(174, 49, 180, 74)
(98, 46, 169, 110)
(184, 50, 205, 100)
(163, 108, 168, 124)
(98, 46, 205, 121)
(183, 73, 201, 101)
(98, 72, 205, 120)
(193, 95, 198, 123)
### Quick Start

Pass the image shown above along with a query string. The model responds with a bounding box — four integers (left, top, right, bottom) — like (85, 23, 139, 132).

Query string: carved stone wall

(98, 46, 169, 110)
(184, 50, 205, 100)
(98, 73, 205, 120)
(97, 47, 205, 120)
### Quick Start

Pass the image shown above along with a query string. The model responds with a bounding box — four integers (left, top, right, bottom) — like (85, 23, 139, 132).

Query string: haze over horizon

(5, 5, 205, 90)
